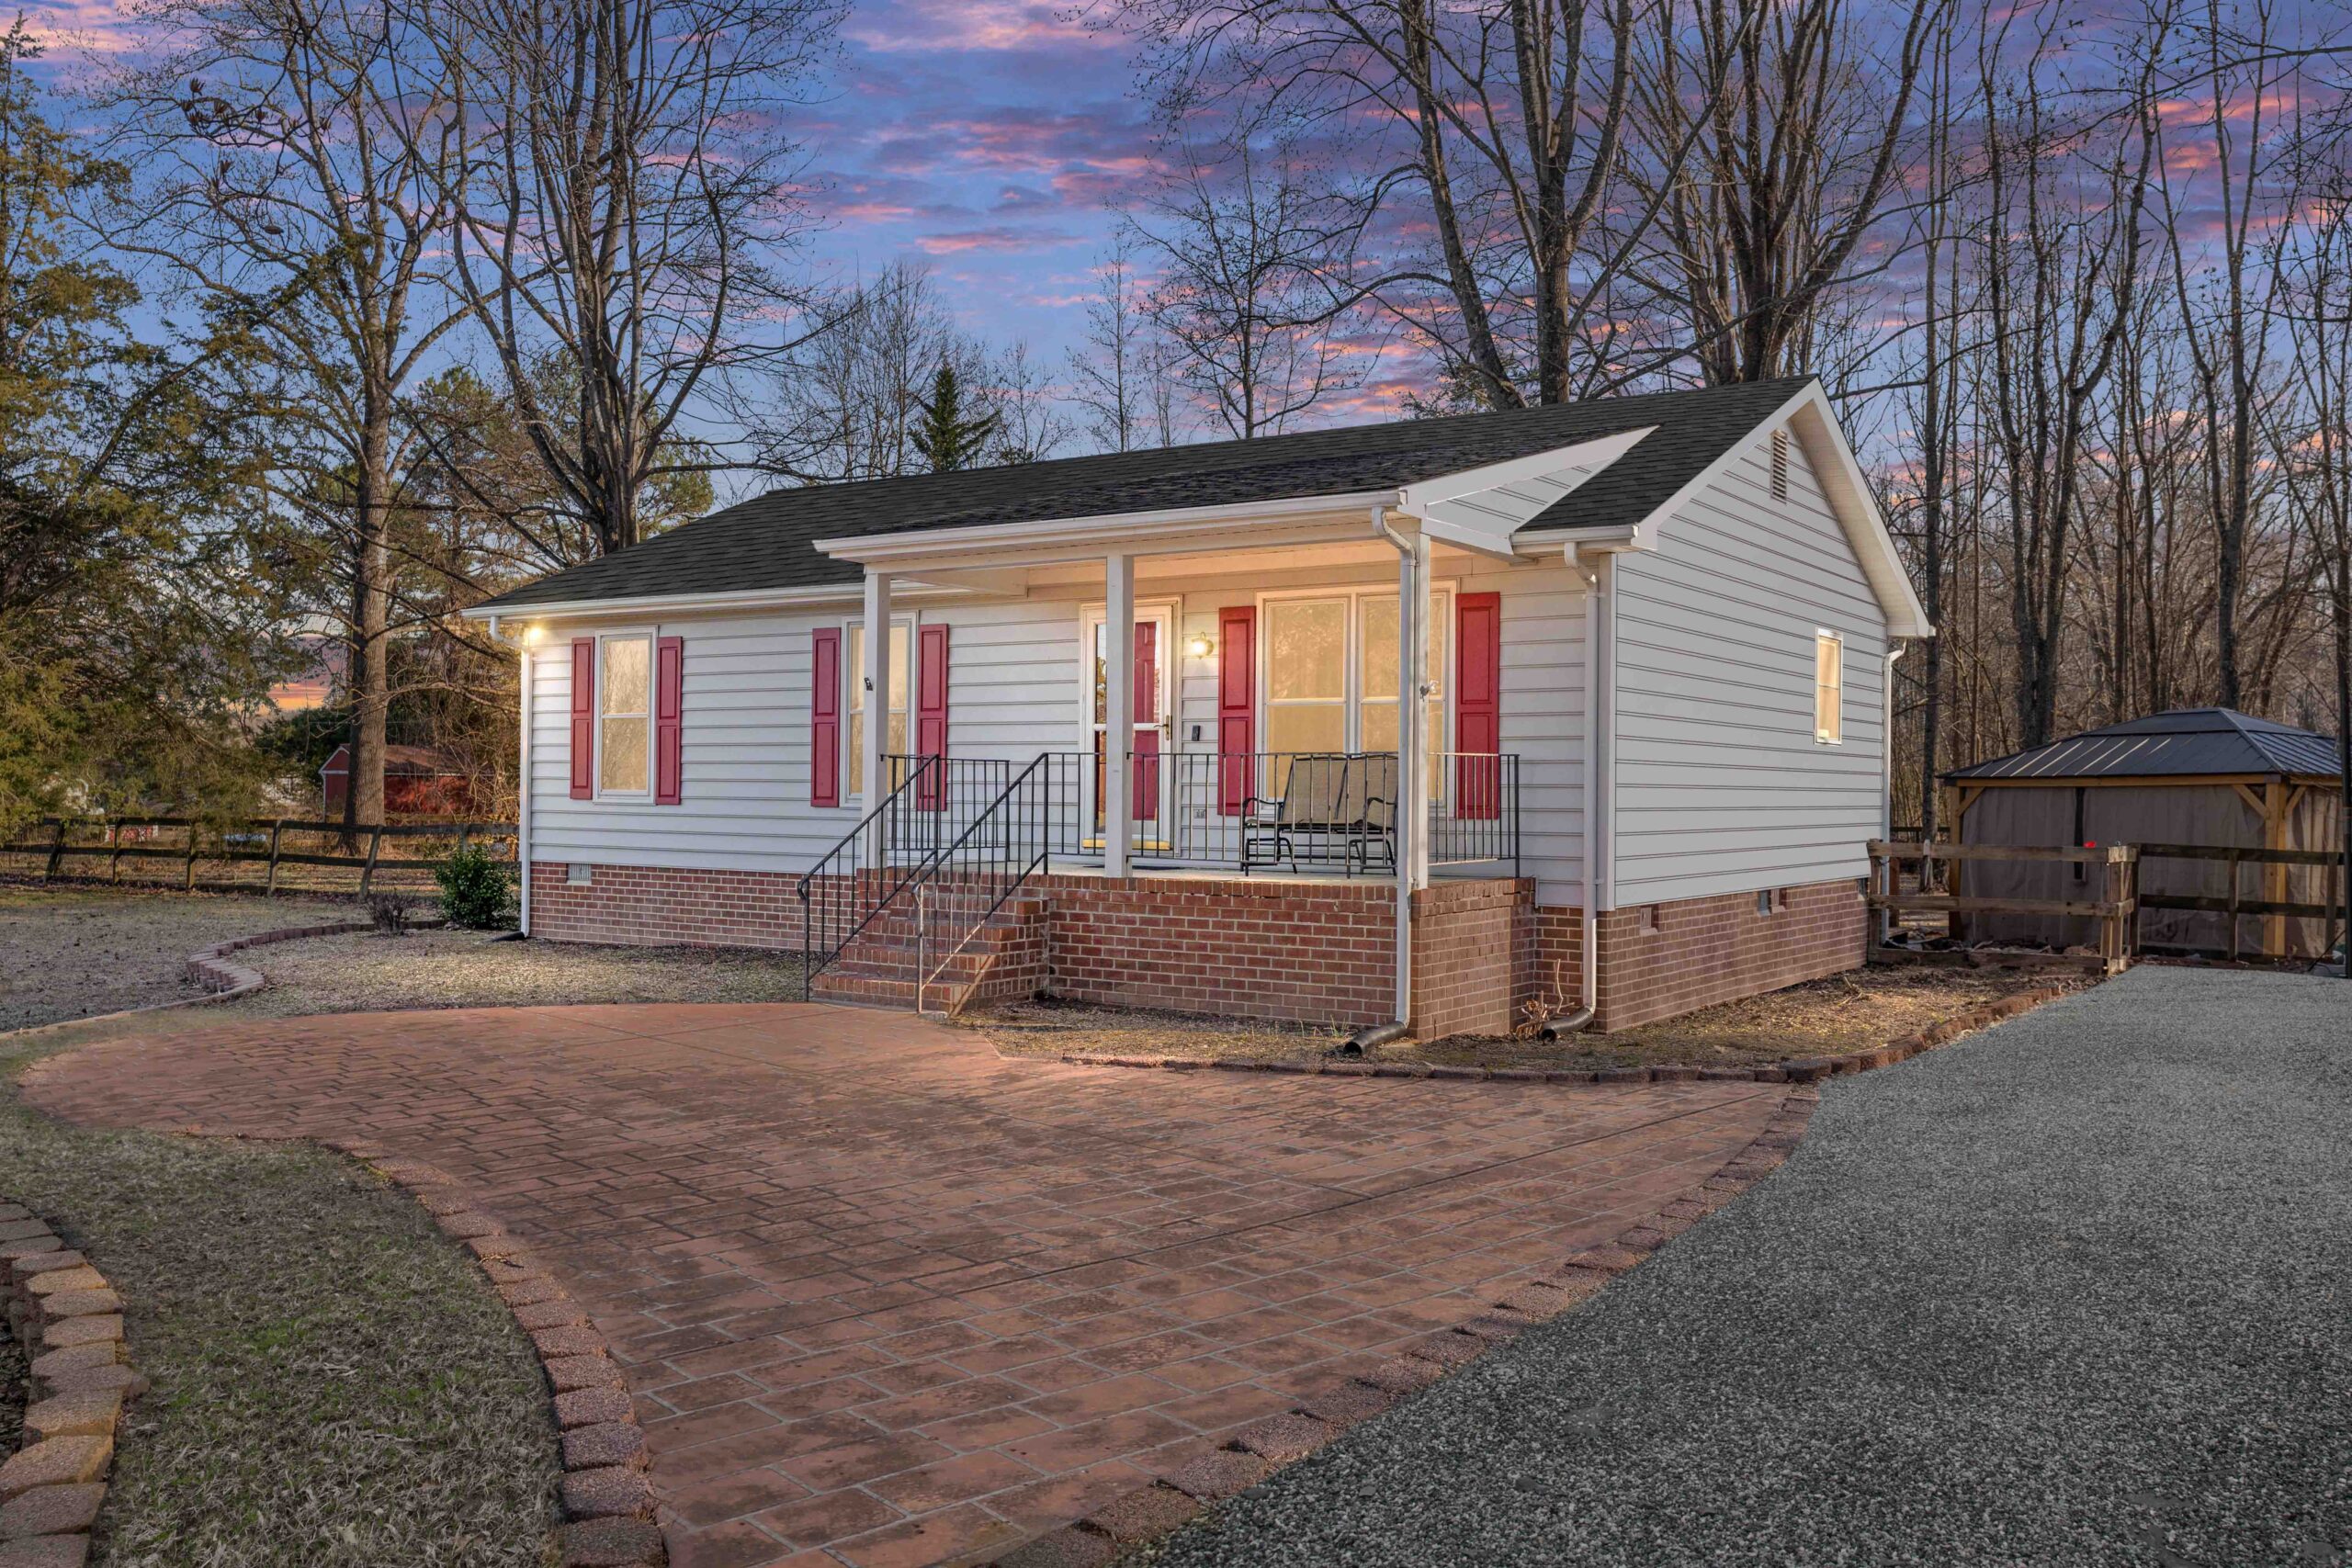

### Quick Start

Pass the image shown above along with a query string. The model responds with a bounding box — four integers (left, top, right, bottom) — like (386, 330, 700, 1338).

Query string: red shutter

(1131, 621, 1159, 819)
(653, 635, 684, 806)
(809, 627, 841, 807)
(1216, 606, 1255, 813)
(1455, 592, 1501, 819)
(915, 623, 950, 810)
(569, 638, 595, 799)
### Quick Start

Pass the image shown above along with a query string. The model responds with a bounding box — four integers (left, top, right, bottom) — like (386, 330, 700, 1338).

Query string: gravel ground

(0, 887, 367, 1031)
(1137, 965, 2352, 1568)
(229, 928, 808, 1016)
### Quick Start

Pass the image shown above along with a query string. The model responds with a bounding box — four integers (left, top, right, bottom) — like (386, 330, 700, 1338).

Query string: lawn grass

(0, 1021, 560, 1568)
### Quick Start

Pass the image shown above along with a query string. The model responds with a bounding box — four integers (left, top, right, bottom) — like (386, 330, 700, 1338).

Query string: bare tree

(1977, 9, 2168, 748)
(420, 0, 842, 554)
(1116, 0, 1655, 408)
(2157, 0, 2299, 709)
(1068, 238, 1152, 452)
(99, 0, 462, 830)
(1133, 118, 1361, 438)
(1627, 0, 1940, 384)
(981, 339, 1073, 464)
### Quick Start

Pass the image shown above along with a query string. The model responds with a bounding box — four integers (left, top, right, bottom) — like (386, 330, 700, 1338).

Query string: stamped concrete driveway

(23, 1003, 1782, 1568)
(1139, 965, 2352, 1568)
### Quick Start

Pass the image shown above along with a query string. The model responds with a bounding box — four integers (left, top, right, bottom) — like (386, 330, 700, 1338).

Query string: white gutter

(459, 582, 867, 624)
(817, 490, 1394, 565)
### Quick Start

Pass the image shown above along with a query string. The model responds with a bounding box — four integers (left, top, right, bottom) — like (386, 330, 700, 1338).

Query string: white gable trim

(1580, 380, 1929, 639)
(1397, 427, 1655, 560)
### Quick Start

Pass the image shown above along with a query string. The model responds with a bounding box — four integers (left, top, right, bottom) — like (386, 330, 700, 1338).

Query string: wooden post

(43, 818, 64, 881)
(2261, 782, 2290, 957)
(358, 824, 384, 897)
(183, 824, 199, 890)
(107, 821, 122, 883)
(2225, 846, 2242, 962)
(264, 819, 285, 896)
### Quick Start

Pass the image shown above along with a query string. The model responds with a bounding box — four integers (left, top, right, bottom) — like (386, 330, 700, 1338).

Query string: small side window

(1814, 631, 1843, 744)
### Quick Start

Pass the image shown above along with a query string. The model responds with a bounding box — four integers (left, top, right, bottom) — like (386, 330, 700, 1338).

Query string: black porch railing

(1027, 750, 1519, 877)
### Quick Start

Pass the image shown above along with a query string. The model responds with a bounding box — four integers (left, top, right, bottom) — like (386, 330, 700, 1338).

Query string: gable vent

(1770, 428, 1791, 502)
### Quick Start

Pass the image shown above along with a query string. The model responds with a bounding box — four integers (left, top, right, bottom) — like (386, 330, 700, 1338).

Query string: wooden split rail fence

(1868, 840, 2141, 973)
(1869, 839, 2347, 967)
(2, 817, 517, 897)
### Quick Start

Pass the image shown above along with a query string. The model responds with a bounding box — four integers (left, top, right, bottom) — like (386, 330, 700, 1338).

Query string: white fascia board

(1395, 425, 1657, 553)
(816, 490, 1394, 567)
(1616, 379, 1933, 640)
(458, 581, 936, 624)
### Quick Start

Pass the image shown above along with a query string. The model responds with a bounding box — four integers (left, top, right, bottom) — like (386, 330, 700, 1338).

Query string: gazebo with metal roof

(1942, 708, 2345, 958)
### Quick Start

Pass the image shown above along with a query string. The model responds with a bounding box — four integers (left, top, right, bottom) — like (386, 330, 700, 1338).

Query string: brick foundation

(1589, 879, 1865, 1032)
(528, 863, 811, 951)
(1041, 874, 1399, 1027)
(526, 863, 1864, 1035)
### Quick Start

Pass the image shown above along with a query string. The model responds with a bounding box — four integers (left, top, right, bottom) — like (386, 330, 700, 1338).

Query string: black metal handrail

(910, 755, 1058, 1013)
(796, 754, 1016, 997)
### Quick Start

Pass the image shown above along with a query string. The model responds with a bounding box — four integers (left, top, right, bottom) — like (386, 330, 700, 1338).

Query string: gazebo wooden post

(2262, 780, 2290, 957)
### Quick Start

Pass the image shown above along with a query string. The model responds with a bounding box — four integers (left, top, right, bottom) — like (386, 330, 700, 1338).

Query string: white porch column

(1102, 553, 1135, 877)
(1394, 528, 1428, 1024)
(1408, 529, 1432, 890)
(861, 570, 893, 853)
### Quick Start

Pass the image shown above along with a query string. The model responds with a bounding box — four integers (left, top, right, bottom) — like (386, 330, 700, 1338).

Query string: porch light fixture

(1184, 631, 1216, 660)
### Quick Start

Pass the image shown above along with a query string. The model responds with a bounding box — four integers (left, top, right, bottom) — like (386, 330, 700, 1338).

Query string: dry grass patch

(0, 1020, 562, 1568)
(231, 927, 808, 1016)
(0, 886, 367, 1031)
(972, 966, 2094, 1072)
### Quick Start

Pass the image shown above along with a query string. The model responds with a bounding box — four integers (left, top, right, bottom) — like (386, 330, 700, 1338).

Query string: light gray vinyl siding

(1607, 427, 1887, 906)
(524, 557, 1590, 901)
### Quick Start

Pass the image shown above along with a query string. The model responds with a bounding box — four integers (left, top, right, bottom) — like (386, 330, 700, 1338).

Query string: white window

(1814, 630, 1843, 744)
(845, 620, 910, 799)
(598, 634, 651, 794)
(1261, 587, 1450, 774)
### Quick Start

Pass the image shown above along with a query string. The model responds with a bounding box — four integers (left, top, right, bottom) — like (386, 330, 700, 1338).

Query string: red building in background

(320, 744, 475, 818)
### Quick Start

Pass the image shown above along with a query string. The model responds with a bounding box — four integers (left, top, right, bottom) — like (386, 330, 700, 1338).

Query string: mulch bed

(974, 967, 2097, 1074)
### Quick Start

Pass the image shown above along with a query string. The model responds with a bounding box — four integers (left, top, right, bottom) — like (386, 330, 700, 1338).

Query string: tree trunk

(344, 393, 394, 833)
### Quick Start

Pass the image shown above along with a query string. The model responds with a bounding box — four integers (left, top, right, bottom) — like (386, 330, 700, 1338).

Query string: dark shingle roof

(476, 378, 1813, 613)
(1946, 709, 2343, 782)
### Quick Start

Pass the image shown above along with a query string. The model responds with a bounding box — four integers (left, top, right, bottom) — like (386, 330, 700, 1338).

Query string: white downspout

(1541, 544, 1608, 1039)
(491, 615, 535, 938)
(1351, 504, 1420, 1051)
(1883, 643, 1905, 840)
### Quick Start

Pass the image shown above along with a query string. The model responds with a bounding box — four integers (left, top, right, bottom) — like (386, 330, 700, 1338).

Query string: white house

(464, 377, 1930, 1036)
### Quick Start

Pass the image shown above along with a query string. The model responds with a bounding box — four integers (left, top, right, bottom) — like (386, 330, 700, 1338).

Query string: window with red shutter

(569, 638, 594, 799)
(653, 636, 684, 805)
(915, 623, 949, 809)
(809, 627, 842, 807)
(1216, 605, 1255, 812)
(1454, 592, 1500, 818)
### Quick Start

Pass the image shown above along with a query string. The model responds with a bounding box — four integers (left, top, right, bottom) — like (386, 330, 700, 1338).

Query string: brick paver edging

(994, 986, 2078, 1566)
(321, 1142, 667, 1568)
(1046, 983, 2075, 1088)
(0, 1202, 142, 1568)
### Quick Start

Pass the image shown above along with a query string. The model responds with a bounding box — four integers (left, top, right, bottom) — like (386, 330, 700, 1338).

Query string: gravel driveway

(1139, 965, 2352, 1568)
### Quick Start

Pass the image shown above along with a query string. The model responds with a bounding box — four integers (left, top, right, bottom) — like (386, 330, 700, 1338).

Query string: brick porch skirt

(526, 863, 1864, 1033)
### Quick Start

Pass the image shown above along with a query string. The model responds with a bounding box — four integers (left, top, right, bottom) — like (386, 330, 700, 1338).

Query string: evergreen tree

(910, 363, 1001, 473)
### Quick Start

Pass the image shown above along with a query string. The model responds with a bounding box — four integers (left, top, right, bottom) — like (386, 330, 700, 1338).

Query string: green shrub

(435, 843, 515, 930)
